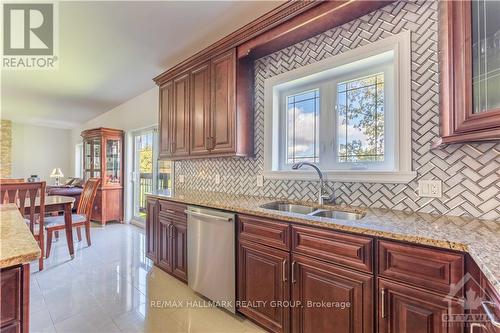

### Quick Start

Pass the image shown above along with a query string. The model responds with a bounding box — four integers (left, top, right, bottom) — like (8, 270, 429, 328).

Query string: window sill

(262, 170, 417, 184)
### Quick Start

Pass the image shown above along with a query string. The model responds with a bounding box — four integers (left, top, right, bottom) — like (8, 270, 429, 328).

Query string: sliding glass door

(132, 128, 172, 224)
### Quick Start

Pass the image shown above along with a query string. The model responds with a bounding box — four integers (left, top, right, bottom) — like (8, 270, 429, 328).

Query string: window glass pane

(286, 89, 320, 164)
(472, 0, 500, 113)
(337, 74, 384, 163)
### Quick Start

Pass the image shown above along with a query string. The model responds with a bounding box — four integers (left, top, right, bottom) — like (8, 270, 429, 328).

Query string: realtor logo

(2, 2, 58, 69)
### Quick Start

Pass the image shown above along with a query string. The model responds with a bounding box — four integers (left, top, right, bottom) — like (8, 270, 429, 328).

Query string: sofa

(46, 177, 84, 210)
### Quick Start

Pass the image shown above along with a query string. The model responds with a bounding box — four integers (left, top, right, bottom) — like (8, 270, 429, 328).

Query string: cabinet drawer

(291, 225, 373, 273)
(1, 267, 21, 328)
(238, 215, 290, 251)
(159, 201, 187, 221)
(378, 240, 464, 294)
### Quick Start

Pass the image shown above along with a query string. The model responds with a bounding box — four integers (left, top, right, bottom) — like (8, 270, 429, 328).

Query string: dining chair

(0, 181, 46, 271)
(44, 178, 100, 258)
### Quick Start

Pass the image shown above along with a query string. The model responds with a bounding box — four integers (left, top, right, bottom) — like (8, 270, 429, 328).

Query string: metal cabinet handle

(381, 288, 387, 318)
(184, 210, 233, 222)
(482, 301, 500, 328)
(469, 323, 486, 333)
(205, 137, 211, 150)
(169, 224, 175, 238)
(291, 261, 296, 284)
(170, 142, 175, 153)
(282, 260, 287, 282)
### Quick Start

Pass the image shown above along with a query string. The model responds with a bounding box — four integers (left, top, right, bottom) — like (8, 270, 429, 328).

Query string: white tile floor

(30, 223, 263, 333)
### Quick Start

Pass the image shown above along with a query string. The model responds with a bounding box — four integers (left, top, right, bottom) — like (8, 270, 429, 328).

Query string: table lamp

(50, 168, 64, 186)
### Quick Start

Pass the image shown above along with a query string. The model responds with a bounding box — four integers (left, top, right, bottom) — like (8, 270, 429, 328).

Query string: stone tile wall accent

(174, 0, 500, 220)
(0, 120, 12, 178)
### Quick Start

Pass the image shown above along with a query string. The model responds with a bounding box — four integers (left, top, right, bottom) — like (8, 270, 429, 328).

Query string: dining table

(23, 195, 76, 259)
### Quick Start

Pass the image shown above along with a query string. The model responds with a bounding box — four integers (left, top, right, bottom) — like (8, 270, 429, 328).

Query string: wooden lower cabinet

(157, 213, 173, 273)
(238, 239, 290, 333)
(378, 278, 464, 333)
(291, 254, 373, 333)
(145, 198, 188, 283)
(171, 221, 188, 282)
(1, 264, 30, 333)
(145, 199, 158, 262)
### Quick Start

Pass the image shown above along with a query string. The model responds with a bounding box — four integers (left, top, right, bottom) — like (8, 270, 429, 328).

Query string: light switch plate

(178, 175, 185, 183)
(256, 175, 264, 187)
(215, 174, 221, 184)
(418, 180, 442, 198)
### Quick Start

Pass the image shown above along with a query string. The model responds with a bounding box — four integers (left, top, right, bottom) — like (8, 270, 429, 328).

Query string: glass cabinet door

(105, 138, 121, 184)
(84, 140, 92, 180)
(92, 139, 101, 178)
(472, 0, 500, 113)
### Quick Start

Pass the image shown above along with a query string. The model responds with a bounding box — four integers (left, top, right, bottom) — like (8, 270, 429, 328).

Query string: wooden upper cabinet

(156, 48, 252, 159)
(210, 49, 236, 154)
(159, 82, 173, 158)
(437, 0, 500, 146)
(172, 74, 190, 157)
(190, 62, 211, 156)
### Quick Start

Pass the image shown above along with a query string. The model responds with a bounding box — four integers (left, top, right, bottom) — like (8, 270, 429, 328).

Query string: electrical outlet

(418, 180, 442, 198)
(256, 175, 264, 187)
(215, 174, 221, 184)
(178, 175, 185, 183)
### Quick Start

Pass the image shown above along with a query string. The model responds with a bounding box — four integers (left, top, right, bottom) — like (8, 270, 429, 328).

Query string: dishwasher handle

(185, 210, 233, 222)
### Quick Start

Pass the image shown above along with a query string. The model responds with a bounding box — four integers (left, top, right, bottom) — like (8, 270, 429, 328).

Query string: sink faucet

(292, 162, 335, 205)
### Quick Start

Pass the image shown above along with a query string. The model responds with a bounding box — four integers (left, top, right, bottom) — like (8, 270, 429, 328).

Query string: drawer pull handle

(184, 210, 233, 222)
(169, 224, 174, 238)
(291, 261, 296, 284)
(482, 301, 500, 328)
(381, 288, 387, 318)
(282, 260, 287, 282)
(165, 209, 175, 214)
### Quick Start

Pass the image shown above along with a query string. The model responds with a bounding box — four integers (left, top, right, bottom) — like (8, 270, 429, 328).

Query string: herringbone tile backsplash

(175, 0, 500, 220)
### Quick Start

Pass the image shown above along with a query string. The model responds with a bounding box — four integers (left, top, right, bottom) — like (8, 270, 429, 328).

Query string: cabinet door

(210, 49, 236, 154)
(190, 63, 211, 156)
(157, 214, 173, 273)
(171, 73, 190, 158)
(238, 239, 290, 333)
(291, 254, 373, 333)
(159, 82, 173, 158)
(171, 221, 188, 282)
(378, 278, 464, 333)
(145, 199, 158, 262)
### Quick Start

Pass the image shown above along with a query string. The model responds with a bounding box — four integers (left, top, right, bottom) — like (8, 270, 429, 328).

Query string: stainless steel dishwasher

(186, 205, 236, 313)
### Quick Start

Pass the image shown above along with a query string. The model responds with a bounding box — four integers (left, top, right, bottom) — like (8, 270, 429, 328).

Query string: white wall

(71, 87, 159, 223)
(12, 122, 72, 183)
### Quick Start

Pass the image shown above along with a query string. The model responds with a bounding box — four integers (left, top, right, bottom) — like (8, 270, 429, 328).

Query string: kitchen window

(264, 31, 414, 183)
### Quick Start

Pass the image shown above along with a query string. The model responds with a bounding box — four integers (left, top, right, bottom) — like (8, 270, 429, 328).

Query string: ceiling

(1, 1, 282, 128)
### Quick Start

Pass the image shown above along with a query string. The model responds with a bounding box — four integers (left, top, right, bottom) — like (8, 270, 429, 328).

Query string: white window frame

(264, 31, 415, 183)
(74, 143, 83, 178)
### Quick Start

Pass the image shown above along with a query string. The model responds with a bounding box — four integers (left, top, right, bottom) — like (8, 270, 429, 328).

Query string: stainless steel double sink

(260, 201, 365, 221)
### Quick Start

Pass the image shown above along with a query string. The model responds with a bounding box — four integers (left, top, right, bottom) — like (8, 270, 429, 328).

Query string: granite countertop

(0, 204, 41, 268)
(147, 190, 500, 294)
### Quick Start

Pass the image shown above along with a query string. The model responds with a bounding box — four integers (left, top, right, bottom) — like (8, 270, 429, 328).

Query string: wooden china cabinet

(81, 128, 124, 225)
(437, 0, 500, 146)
